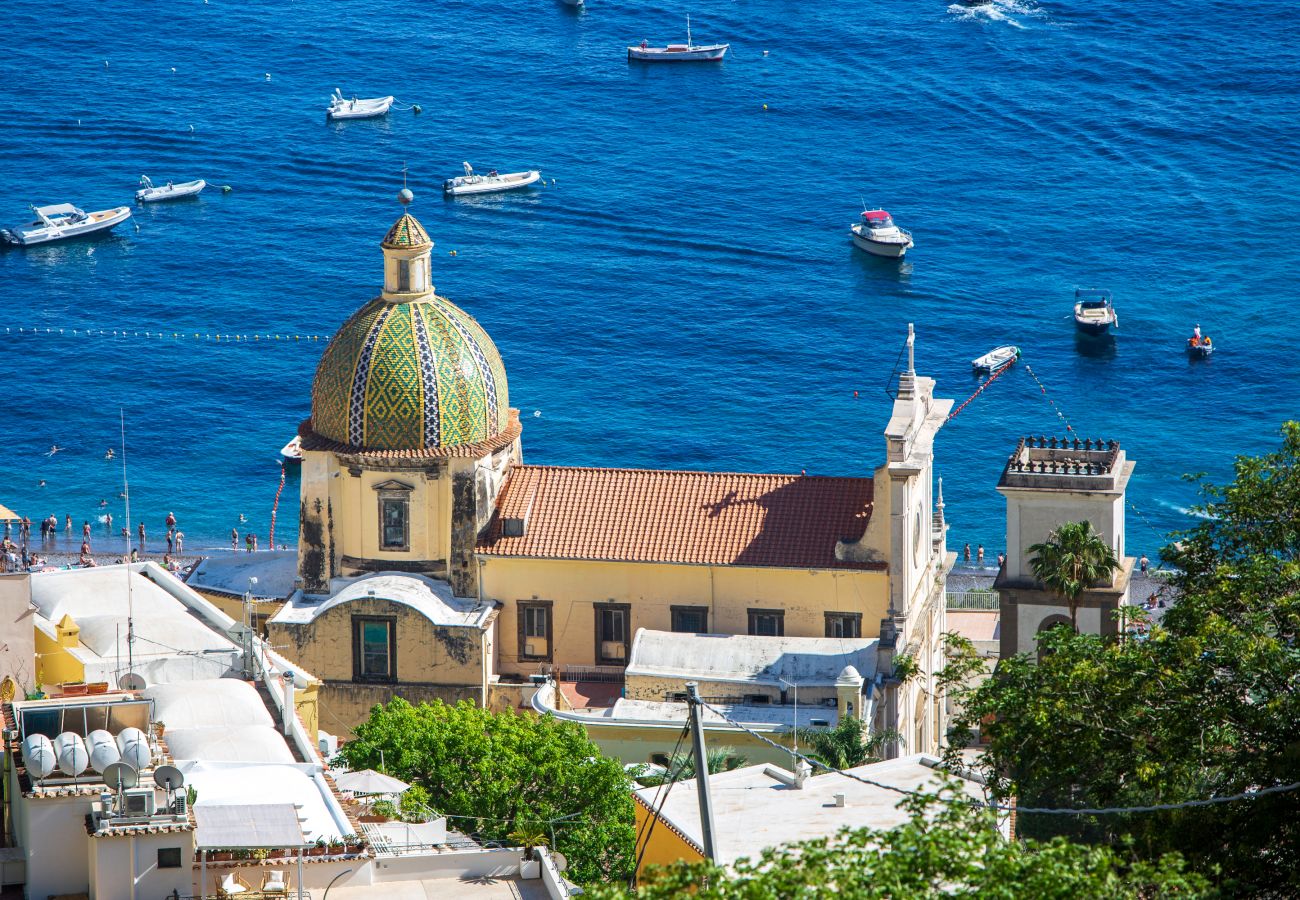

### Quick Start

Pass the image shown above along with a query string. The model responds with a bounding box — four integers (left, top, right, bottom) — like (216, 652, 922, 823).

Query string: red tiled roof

(477, 466, 882, 570)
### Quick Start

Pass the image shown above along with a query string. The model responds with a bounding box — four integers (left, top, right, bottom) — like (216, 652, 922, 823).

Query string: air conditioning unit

(169, 794, 188, 817)
(123, 787, 156, 816)
(524, 638, 548, 658)
(600, 641, 626, 661)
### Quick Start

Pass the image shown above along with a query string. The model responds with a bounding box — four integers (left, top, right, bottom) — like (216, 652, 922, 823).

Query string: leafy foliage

(587, 783, 1208, 899)
(634, 746, 747, 787)
(1027, 520, 1120, 629)
(943, 422, 1300, 895)
(796, 717, 893, 770)
(339, 698, 635, 883)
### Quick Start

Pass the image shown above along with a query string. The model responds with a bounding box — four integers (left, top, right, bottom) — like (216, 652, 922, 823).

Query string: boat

(972, 345, 1020, 373)
(628, 16, 729, 61)
(280, 435, 303, 464)
(561, 0, 584, 6)
(1186, 324, 1214, 357)
(0, 203, 132, 246)
(850, 209, 914, 258)
(135, 176, 206, 203)
(326, 89, 394, 120)
(1073, 288, 1118, 335)
(443, 163, 541, 197)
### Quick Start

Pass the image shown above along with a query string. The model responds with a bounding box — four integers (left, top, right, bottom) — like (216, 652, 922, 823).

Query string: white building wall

(90, 832, 193, 900)
(1015, 603, 1101, 655)
(20, 795, 94, 899)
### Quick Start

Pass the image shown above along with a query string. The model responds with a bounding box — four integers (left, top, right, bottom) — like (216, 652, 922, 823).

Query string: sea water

(0, 0, 1295, 557)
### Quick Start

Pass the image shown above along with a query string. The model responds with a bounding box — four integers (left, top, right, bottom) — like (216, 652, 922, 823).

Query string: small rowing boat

(443, 163, 541, 197)
(136, 176, 206, 203)
(280, 435, 303, 463)
(628, 16, 729, 61)
(1186, 324, 1214, 358)
(972, 345, 1020, 372)
(1, 203, 131, 246)
(326, 89, 394, 120)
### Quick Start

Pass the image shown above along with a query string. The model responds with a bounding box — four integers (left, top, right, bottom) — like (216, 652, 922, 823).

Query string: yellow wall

(634, 795, 704, 878)
(268, 597, 489, 737)
(34, 616, 86, 687)
(481, 557, 889, 675)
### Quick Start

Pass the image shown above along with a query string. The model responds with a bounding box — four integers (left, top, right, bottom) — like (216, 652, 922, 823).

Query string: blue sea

(1, 0, 1296, 559)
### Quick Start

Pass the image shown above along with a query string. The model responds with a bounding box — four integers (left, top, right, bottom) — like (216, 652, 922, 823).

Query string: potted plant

(507, 826, 548, 879)
(343, 834, 364, 855)
(309, 838, 327, 857)
(327, 837, 344, 855)
(210, 849, 232, 862)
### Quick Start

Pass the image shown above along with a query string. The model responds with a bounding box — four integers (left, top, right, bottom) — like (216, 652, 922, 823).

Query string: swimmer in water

(46, 445, 64, 457)
(38, 480, 46, 488)
(98, 499, 108, 508)
(105, 448, 115, 460)
(238, 513, 247, 523)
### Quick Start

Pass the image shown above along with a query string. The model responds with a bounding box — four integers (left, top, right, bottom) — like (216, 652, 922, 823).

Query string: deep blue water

(0, 0, 1296, 559)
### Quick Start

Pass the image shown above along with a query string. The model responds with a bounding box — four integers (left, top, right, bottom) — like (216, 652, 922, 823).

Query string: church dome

(307, 210, 511, 453)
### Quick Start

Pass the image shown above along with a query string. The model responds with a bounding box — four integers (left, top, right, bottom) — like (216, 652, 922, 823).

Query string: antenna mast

(119, 409, 135, 677)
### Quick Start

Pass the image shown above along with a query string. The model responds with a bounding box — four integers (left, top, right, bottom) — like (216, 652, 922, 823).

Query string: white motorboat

(850, 209, 914, 258)
(1, 203, 131, 246)
(561, 0, 584, 6)
(135, 176, 206, 203)
(972, 345, 1020, 373)
(326, 89, 394, 120)
(1073, 288, 1118, 335)
(443, 163, 541, 197)
(280, 435, 303, 463)
(628, 16, 728, 61)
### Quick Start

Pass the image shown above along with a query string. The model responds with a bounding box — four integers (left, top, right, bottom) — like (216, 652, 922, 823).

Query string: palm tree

(633, 747, 747, 786)
(797, 717, 896, 770)
(1027, 520, 1120, 630)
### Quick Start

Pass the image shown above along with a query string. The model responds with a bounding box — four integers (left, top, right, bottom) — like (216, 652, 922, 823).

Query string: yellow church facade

(277, 201, 955, 757)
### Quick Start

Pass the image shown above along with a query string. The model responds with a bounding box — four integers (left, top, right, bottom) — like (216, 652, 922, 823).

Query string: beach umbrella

(334, 768, 409, 795)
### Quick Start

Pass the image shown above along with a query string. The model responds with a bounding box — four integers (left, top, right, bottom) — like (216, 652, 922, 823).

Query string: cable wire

(693, 698, 1300, 816)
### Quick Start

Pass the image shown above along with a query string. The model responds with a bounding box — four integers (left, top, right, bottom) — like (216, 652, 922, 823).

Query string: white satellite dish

(103, 761, 139, 791)
(118, 672, 146, 691)
(154, 764, 185, 792)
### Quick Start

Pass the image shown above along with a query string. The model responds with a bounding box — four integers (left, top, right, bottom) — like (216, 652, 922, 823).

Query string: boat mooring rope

(947, 357, 1017, 422)
(269, 462, 286, 550)
(1023, 362, 1075, 435)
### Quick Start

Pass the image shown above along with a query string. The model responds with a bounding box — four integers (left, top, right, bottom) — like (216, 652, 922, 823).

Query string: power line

(630, 724, 691, 885)
(693, 699, 1300, 817)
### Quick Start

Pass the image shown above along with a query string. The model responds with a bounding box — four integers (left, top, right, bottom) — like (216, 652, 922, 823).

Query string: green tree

(943, 422, 1300, 895)
(1027, 520, 1120, 629)
(796, 717, 894, 770)
(339, 698, 635, 884)
(586, 783, 1208, 899)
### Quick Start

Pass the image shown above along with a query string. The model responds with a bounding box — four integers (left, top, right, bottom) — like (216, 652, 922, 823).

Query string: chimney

(281, 670, 296, 736)
(833, 792, 846, 808)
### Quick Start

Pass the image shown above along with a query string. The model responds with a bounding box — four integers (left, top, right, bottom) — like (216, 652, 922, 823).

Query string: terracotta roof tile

(477, 466, 882, 570)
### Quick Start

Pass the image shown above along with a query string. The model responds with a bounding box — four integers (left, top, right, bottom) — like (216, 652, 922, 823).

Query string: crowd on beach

(1, 509, 195, 576)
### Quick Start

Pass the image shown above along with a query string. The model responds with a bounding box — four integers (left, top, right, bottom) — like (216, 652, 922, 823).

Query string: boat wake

(946, 0, 1044, 29)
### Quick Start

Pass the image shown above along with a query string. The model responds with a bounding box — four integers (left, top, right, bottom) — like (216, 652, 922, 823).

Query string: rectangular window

(518, 601, 552, 661)
(380, 496, 409, 550)
(595, 604, 631, 664)
(398, 259, 411, 292)
(670, 606, 709, 634)
(747, 608, 785, 637)
(158, 847, 182, 869)
(825, 612, 863, 639)
(352, 616, 396, 682)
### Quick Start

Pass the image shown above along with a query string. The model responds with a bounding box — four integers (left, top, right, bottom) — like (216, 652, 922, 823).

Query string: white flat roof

(637, 754, 989, 865)
(272, 572, 493, 628)
(606, 698, 838, 729)
(184, 761, 351, 844)
(626, 630, 878, 686)
(187, 550, 299, 599)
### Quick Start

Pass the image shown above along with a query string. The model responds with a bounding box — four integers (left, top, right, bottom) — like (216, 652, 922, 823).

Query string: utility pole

(685, 682, 717, 861)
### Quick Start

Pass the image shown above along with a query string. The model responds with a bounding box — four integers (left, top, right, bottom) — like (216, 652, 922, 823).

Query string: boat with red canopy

(850, 209, 913, 258)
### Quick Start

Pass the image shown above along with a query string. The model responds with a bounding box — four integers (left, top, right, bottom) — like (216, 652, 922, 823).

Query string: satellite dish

(0, 675, 16, 702)
(118, 673, 146, 691)
(154, 764, 185, 792)
(103, 761, 138, 791)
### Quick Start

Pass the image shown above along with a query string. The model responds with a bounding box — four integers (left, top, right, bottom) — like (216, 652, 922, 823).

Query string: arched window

(1036, 614, 1073, 662)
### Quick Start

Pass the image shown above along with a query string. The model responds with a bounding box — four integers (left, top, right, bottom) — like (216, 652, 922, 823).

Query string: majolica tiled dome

(309, 211, 510, 452)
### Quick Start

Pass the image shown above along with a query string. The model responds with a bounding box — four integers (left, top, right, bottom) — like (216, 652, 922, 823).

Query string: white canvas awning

(334, 768, 409, 795)
(195, 803, 308, 849)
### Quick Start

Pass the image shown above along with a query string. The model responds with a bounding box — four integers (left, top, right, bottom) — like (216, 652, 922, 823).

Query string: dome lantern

(380, 193, 434, 301)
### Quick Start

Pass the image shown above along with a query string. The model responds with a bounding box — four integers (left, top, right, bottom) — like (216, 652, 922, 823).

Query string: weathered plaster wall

(0, 575, 35, 695)
(480, 557, 889, 676)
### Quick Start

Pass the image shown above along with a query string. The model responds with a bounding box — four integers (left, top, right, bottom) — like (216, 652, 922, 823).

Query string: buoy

(412, 104, 422, 114)
(450, 250, 457, 256)
(265, 72, 272, 81)
(853, 390, 859, 398)
(533, 410, 542, 418)
(103, 60, 108, 68)
(763, 50, 770, 56)
(221, 185, 232, 193)
(763, 104, 768, 110)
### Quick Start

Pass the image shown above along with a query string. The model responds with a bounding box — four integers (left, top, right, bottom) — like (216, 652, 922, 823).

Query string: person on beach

(175, 531, 184, 553)
(252, 533, 258, 552)
(977, 544, 985, 565)
(130, 548, 139, 563)
(1139, 553, 1149, 574)
(231, 528, 239, 550)
(120, 526, 129, 539)
(166, 529, 175, 554)
(137, 521, 146, 548)
(165, 511, 176, 531)
(80, 539, 91, 558)
(64, 514, 71, 533)
(963, 543, 971, 564)
(82, 521, 91, 543)
(997, 552, 1006, 568)
(245, 532, 253, 553)
(105, 513, 112, 530)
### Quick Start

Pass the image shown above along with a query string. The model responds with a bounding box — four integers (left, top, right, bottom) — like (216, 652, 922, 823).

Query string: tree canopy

(587, 784, 1207, 899)
(943, 422, 1300, 895)
(338, 698, 635, 884)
